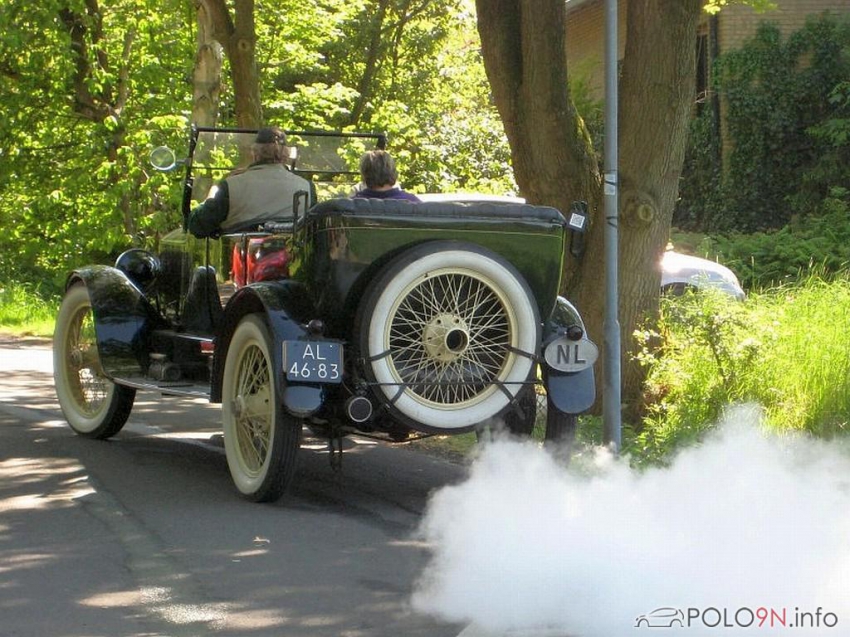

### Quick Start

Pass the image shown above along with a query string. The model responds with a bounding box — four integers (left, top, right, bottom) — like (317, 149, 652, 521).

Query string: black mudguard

(211, 280, 329, 417)
(67, 266, 166, 379)
(542, 295, 596, 414)
(545, 368, 596, 414)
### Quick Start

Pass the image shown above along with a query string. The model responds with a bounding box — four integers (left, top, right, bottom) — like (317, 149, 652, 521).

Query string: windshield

(188, 128, 386, 204)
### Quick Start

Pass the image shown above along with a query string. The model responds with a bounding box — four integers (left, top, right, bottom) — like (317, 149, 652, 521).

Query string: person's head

(359, 150, 398, 190)
(252, 126, 288, 164)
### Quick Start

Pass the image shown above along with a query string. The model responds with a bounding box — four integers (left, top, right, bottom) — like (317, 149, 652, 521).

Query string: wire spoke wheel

(66, 306, 109, 413)
(222, 315, 300, 502)
(53, 283, 135, 438)
(233, 346, 272, 475)
(388, 268, 515, 407)
(360, 242, 540, 431)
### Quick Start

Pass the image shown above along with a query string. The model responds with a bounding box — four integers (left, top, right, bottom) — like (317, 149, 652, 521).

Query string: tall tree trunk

(230, 0, 261, 128)
(616, 0, 701, 418)
(197, 0, 262, 128)
(476, 0, 701, 419)
(475, 0, 603, 400)
(475, 0, 601, 218)
(193, 1, 223, 127)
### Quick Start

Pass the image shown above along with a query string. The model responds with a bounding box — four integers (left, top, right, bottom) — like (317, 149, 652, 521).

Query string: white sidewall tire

(363, 244, 539, 431)
(53, 283, 134, 438)
(221, 315, 299, 502)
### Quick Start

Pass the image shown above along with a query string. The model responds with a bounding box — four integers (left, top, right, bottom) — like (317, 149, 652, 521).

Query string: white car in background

(661, 250, 746, 300)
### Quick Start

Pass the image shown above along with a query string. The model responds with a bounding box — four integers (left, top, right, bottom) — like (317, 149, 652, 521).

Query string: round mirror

(149, 146, 177, 171)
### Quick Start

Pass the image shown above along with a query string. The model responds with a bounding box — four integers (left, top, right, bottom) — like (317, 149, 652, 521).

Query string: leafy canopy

(0, 0, 513, 289)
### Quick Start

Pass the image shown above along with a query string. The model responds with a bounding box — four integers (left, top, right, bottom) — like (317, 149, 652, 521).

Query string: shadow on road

(0, 342, 468, 637)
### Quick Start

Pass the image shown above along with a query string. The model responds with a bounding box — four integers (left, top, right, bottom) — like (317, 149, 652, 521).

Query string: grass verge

(634, 271, 850, 463)
(0, 281, 58, 338)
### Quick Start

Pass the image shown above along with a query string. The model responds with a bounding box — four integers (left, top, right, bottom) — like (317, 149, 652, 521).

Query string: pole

(602, 0, 622, 452)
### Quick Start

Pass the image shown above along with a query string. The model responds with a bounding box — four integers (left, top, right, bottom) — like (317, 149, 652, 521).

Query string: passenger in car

(188, 126, 314, 237)
(352, 150, 420, 202)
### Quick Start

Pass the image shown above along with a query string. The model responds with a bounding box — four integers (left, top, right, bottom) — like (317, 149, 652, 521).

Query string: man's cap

(255, 127, 286, 145)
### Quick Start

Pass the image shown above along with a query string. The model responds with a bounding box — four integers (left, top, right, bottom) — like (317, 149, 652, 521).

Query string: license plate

(283, 341, 343, 383)
(543, 336, 598, 373)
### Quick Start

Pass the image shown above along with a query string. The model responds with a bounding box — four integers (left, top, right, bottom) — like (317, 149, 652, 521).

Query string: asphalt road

(0, 338, 470, 637)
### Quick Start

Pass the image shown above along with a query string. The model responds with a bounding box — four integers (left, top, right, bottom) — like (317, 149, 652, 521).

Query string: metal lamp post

(602, 0, 622, 452)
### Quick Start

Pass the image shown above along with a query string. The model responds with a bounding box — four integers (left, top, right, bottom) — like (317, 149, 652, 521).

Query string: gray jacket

(188, 163, 312, 237)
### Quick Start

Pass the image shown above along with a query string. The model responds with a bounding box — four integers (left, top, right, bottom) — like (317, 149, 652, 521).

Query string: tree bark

(192, 1, 223, 127)
(475, 0, 601, 217)
(476, 0, 701, 418)
(616, 0, 701, 418)
(196, 0, 262, 128)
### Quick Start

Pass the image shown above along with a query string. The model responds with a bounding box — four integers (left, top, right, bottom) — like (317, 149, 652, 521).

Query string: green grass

(738, 277, 850, 435)
(634, 272, 850, 463)
(0, 281, 58, 338)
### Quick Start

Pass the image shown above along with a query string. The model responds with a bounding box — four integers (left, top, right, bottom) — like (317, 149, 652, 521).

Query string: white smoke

(412, 404, 850, 636)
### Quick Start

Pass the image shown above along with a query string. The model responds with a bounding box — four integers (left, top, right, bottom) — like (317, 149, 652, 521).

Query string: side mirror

(567, 200, 588, 259)
(149, 146, 178, 171)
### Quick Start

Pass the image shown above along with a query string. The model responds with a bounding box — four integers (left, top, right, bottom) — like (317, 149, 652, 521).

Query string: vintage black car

(53, 127, 597, 502)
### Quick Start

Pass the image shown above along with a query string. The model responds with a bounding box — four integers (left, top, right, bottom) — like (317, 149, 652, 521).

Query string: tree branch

(113, 29, 136, 118)
(475, 0, 523, 127)
(59, 4, 107, 121)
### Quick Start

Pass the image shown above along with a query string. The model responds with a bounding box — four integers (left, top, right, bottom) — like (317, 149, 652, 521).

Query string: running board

(114, 376, 211, 399)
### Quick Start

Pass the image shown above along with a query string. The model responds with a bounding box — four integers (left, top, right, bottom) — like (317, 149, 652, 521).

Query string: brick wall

(565, 0, 627, 100)
(718, 0, 848, 53)
(565, 0, 849, 100)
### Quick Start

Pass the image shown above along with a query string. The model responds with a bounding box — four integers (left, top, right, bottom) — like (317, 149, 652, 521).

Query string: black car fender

(541, 295, 596, 414)
(210, 280, 327, 417)
(66, 266, 166, 379)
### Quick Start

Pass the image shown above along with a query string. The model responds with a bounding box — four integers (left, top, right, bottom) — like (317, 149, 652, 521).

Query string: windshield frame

(181, 126, 387, 225)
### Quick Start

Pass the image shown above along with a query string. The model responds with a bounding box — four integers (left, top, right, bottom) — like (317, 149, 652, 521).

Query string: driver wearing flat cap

(188, 126, 313, 237)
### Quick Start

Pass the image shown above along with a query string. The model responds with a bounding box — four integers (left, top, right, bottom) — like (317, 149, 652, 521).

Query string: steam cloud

(412, 405, 850, 636)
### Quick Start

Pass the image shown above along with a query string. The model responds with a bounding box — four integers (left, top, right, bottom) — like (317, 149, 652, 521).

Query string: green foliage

(676, 14, 850, 233)
(703, 0, 776, 15)
(800, 81, 850, 208)
(0, 0, 193, 289)
(262, 0, 515, 195)
(633, 275, 850, 464)
(692, 189, 850, 289)
(400, 9, 516, 195)
(0, 0, 516, 287)
(675, 103, 723, 231)
(633, 291, 754, 464)
(0, 281, 59, 336)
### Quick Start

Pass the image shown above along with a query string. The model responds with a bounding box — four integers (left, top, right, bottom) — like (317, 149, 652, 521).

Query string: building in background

(564, 0, 849, 159)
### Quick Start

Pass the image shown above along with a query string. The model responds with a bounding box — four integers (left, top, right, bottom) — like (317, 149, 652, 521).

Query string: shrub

(633, 274, 850, 463)
(676, 14, 850, 233)
(694, 189, 850, 289)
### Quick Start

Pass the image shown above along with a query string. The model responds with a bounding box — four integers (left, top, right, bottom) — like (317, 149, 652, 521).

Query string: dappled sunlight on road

(0, 551, 57, 576)
(0, 341, 466, 637)
(0, 456, 94, 512)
